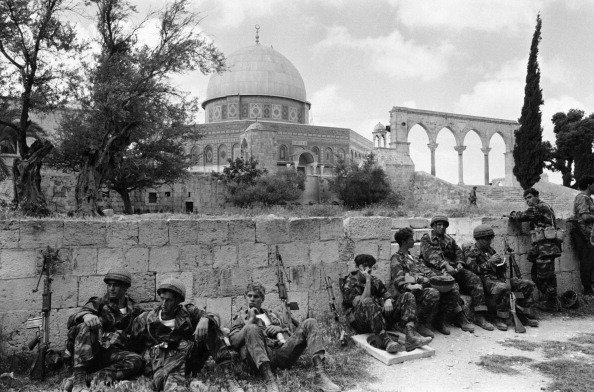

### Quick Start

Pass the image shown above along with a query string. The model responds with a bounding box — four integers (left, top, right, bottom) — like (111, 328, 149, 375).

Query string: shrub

(227, 170, 305, 207)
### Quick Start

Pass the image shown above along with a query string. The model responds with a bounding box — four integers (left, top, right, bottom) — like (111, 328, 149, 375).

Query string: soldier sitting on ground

(130, 278, 243, 392)
(420, 216, 494, 331)
(229, 283, 340, 392)
(464, 225, 538, 331)
(64, 269, 144, 392)
(342, 254, 431, 354)
(391, 228, 474, 336)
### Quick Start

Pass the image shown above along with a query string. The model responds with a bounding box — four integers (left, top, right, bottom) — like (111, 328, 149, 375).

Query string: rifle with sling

(320, 263, 347, 346)
(503, 237, 526, 333)
(275, 246, 299, 338)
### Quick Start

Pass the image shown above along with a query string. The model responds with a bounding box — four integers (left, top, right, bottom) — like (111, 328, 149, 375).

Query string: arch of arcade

(374, 106, 518, 186)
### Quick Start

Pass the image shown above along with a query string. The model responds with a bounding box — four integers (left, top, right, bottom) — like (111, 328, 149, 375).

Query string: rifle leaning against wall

(26, 247, 60, 380)
(503, 236, 526, 334)
(274, 246, 299, 342)
(320, 263, 347, 346)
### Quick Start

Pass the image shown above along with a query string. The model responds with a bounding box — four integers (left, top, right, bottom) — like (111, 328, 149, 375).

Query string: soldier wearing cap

(391, 227, 474, 336)
(464, 225, 538, 330)
(420, 216, 494, 331)
(64, 268, 144, 392)
(571, 176, 594, 295)
(130, 278, 243, 392)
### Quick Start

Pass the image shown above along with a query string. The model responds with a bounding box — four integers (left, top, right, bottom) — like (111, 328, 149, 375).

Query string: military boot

(417, 311, 436, 338)
(379, 332, 403, 354)
(404, 323, 432, 351)
(260, 362, 280, 392)
(454, 311, 475, 333)
(518, 313, 539, 327)
(473, 312, 494, 331)
(433, 311, 450, 335)
(494, 317, 508, 331)
(69, 369, 89, 392)
(312, 355, 341, 392)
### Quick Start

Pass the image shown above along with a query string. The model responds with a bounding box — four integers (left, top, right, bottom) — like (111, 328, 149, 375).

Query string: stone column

(427, 142, 438, 176)
(454, 145, 466, 185)
(504, 150, 516, 186)
(481, 147, 491, 185)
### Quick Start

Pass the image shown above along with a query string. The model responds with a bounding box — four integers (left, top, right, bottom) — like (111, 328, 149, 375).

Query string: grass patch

(498, 338, 540, 351)
(531, 359, 594, 392)
(569, 333, 594, 346)
(476, 354, 534, 374)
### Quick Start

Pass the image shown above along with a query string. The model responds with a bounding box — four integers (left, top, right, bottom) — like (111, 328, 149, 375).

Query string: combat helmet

(104, 268, 132, 287)
(430, 215, 449, 228)
(473, 224, 495, 239)
(157, 278, 186, 301)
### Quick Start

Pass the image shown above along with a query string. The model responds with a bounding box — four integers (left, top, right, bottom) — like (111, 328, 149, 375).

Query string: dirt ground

(346, 314, 593, 392)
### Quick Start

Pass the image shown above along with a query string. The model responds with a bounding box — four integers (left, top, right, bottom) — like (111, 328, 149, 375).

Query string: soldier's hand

(418, 276, 430, 285)
(408, 284, 423, 292)
(360, 267, 372, 281)
(247, 308, 258, 324)
(265, 325, 283, 337)
(444, 264, 456, 274)
(489, 255, 503, 266)
(383, 298, 393, 312)
(83, 314, 101, 328)
(194, 317, 210, 340)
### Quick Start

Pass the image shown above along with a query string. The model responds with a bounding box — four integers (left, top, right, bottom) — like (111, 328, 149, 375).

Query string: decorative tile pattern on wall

(282, 105, 288, 120)
(272, 104, 281, 119)
(263, 104, 271, 118)
(221, 105, 227, 120)
(289, 107, 298, 122)
(249, 103, 262, 118)
(241, 104, 249, 119)
(228, 103, 238, 118)
(212, 106, 222, 121)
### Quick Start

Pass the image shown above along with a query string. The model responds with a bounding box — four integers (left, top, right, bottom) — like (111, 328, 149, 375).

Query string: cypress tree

(513, 14, 547, 189)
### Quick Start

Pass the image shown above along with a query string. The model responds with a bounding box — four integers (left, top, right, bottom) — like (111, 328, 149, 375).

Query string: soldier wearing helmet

(420, 216, 494, 332)
(130, 278, 244, 392)
(64, 268, 144, 392)
(464, 225, 538, 331)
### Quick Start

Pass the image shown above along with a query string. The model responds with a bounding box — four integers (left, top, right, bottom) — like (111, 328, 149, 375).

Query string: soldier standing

(64, 269, 144, 392)
(571, 176, 594, 295)
(391, 228, 474, 336)
(229, 283, 340, 392)
(420, 216, 494, 331)
(342, 254, 431, 353)
(469, 186, 478, 206)
(464, 225, 538, 330)
(509, 188, 561, 311)
(130, 278, 243, 392)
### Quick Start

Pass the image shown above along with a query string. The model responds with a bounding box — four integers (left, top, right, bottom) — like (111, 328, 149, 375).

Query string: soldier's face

(105, 280, 126, 301)
(433, 222, 447, 236)
(159, 291, 181, 315)
(246, 291, 264, 310)
(524, 193, 538, 206)
(477, 237, 493, 248)
(358, 263, 374, 274)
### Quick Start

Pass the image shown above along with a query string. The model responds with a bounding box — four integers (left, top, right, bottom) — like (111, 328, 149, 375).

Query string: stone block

(0, 309, 39, 353)
(413, 229, 431, 242)
(213, 244, 238, 269)
(391, 243, 400, 256)
(0, 277, 40, 311)
(351, 333, 435, 365)
(378, 240, 392, 260)
(71, 247, 98, 275)
(228, 219, 256, 244)
(148, 246, 180, 272)
(51, 275, 79, 308)
(344, 217, 392, 241)
(288, 218, 320, 242)
(558, 250, 578, 273)
(255, 217, 290, 244)
(106, 221, 139, 247)
(557, 270, 580, 293)
(139, 220, 169, 246)
(78, 275, 105, 306)
(237, 242, 269, 268)
(49, 307, 80, 350)
(63, 221, 106, 246)
(128, 272, 156, 303)
(320, 218, 344, 241)
(196, 220, 228, 245)
(97, 247, 125, 274)
(375, 259, 391, 284)
(124, 247, 149, 272)
(206, 297, 233, 328)
(408, 218, 429, 229)
(221, 267, 251, 296)
(52, 248, 74, 275)
(0, 220, 19, 248)
(482, 217, 516, 236)
(276, 242, 309, 267)
(338, 238, 355, 264)
(189, 297, 208, 310)
(193, 268, 220, 297)
(179, 245, 213, 269)
(309, 241, 339, 264)
(19, 220, 63, 249)
(168, 219, 197, 245)
(156, 271, 194, 300)
(250, 266, 278, 293)
(287, 291, 309, 321)
(231, 295, 246, 318)
(391, 218, 411, 229)
(354, 240, 379, 260)
(288, 265, 315, 292)
(0, 249, 41, 278)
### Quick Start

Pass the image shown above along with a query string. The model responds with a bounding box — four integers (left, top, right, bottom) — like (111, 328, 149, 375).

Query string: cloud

(389, 0, 545, 32)
(200, 0, 282, 28)
(309, 84, 356, 128)
(314, 26, 452, 80)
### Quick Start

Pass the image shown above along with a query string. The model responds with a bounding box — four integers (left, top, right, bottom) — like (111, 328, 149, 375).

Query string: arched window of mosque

(204, 145, 213, 164)
(279, 145, 287, 160)
(325, 147, 333, 163)
(218, 144, 227, 163)
(311, 146, 320, 161)
(190, 146, 200, 164)
(0, 139, 16, 154)
(231, 143, 240, 161)
(338, 148, 345, 161)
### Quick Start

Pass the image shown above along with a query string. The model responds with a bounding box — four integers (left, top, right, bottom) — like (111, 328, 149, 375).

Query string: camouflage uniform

(464, 243, 535, 318)
(130, 304, 236, 392)
(572, 192, 594, 293)
(341, 270, 416, 334)
(229, 308, 323, 370)
(420, 230, 488, 312)
(66, 295, 144, 380)
(389, 251, 462, 324)
(511, 201, 560, 301)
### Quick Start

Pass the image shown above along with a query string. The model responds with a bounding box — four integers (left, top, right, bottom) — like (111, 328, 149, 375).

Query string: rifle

(275, 246, 299, 339)
(27, 246, 59, 380)
(503, 237, 525, 333)
(320, 263, 347, 346)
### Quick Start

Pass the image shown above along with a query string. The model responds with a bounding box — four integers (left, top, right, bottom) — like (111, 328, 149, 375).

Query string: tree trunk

(12, 139, 53, 216)
(75, 149, 102, 216)
(115, 188, 133, 214)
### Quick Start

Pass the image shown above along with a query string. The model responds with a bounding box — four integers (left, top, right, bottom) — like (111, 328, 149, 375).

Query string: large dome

(204, 44, 307, 105)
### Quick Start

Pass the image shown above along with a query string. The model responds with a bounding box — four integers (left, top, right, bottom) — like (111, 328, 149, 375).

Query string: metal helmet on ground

(473, 224, 495, 239)
(103, 268, 132, 287)
(157, 278, 186, 301)
(430, 215, 449, 228)
(560, 290, 578, 309)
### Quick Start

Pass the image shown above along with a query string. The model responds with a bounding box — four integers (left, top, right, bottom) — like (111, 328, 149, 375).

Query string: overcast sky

(76, 0, 594, 185)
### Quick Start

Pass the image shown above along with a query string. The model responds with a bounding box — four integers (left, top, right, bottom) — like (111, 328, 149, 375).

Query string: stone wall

(0, 216, 580, 358)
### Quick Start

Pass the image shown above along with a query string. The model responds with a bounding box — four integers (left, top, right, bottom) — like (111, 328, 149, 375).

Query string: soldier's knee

(361, 297, 375, 306)
(129, 354, 144, 372)
(302, 318, 318, 329)
(244, 324, 262, 336)
(492, 283, 510, 296)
